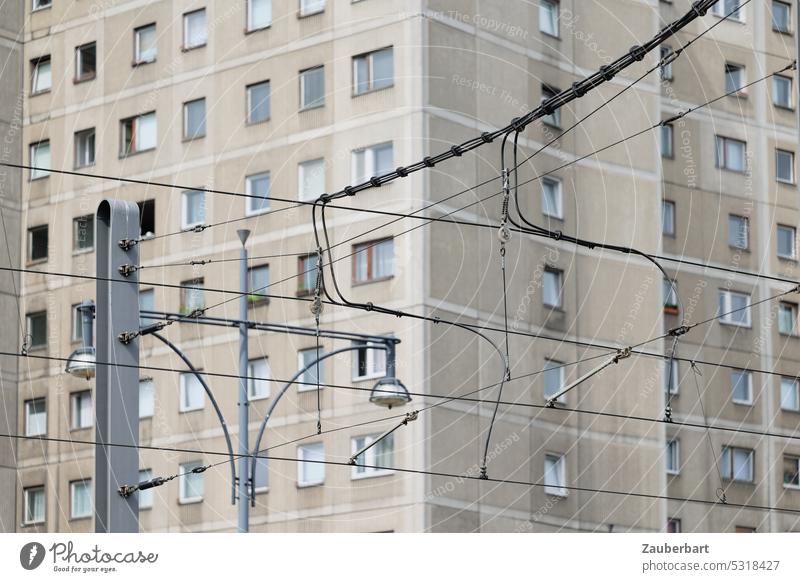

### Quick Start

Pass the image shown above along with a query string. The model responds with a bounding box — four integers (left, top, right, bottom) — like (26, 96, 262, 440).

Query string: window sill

(29, 89, 51, 97)
(119, 147, 156, 159)
(732, 399, 753, 407)
(296, 289, 315, 298)
(245, 117, 271, 127)
(73, 75, 96, 85)
(26, 345, 47, 353)
(774, 103, 795, 112)
(353, 373, 386, 383)
(777, 178, 795, 186)
(29, 175, 50, 182)
(178, 497, 203, 505)
(779, 331, 800, 338)
(773, 28, 794, 36)
(352, 275, 394, 287)
(728, 245, 750, 253)
(298, 9, 324, 18)
(132, 59, 156, 68)
(543, 213, 564, 221)
(182, 135, 207, 143)
(21, 521, 45, 527)
(299, 103, 325, 113)
(69, 515, 91, 521)
(245, 24, 272, 35)
(352, 84, 395, 98)
(717, 166, 748, 175)
(298, 385, 323, 393)
(666, 470, 680, 477)
(247, 298, 270, 308)
(719, 321, 752, 330)
(543, 304, 565, 312)
(351, 470, 393, 481)
(297, 481, 324, 488)
(72, 248, 94, 256)
(777, 255, 798, 262)
(244, 208, 272, 218)
(179, 407, 205, 414)
(26, 258, 48, 267)
(544, 490, 568, 498)
(70, 426, 93, 432)
(181, 43, 207, 52)
(539, 31, 561, 40)
(74, 162, 96, 171)
(254, 487, 269, 494)
(247, 394, 270, 402)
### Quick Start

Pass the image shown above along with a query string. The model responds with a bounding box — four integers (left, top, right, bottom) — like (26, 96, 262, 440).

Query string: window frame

(711, 0, 745, 22)
(23, 486, 45, 526)
(541, 84, 562, 128)
(70, 390, 93, 430)
(297, 442, 325, 487)
(32, 0, 52, 12)
(351, 142, 394, 184)
(133, 23, 158, 65)
(662, 200, 676, 237)
(352, 238, 394, 284)
(780, 377, 800, 412)
(352, 339, 388, 381)
(181, 189, 206, 229)
(247, 264, 270, 304)
(542, 267, 563, 308)
(299, 65, 325, 110)
(351, 433, 394, 479)
(182, 98, 207, 141)
(724, 62, 746, 96)
(72, 214, 95, 253)
(178, 461, 205, 503)
(541, 176, 563, 219)
(773, 74, 794, 109)
(784, 455, 800, 489)
(544, 452, 567, 497)
(666, 439, 680, 475)
(179, 371, 206, 412)
(27, 224, 48, 262)
(538, 0, 560, 37)
(74, 41, 97, 83)
(718, 289, 752, 328)
(69, 479, 92, 519)
(182, 8, 208, 51)
(776, 148, 795, 184)
(730, 369, 753, 405)
(30, 55, 51, 95)
(660, 123, 674, 158)
(74, 128, 96, 169)
(659, 46, 673, 81)
(138, 469, 154, 508)
(298, 158, 326, 201)
(26, 311, 47, 349)
(245, 171, 271, 216)
(120, 111, 157, 156)
(772, 0, 792, 33)
(297, 347, 325, 392)
(543, 359, 565, 403)
(139, 378, 155, 419)
(29, 140, 50, 180)
(721, 446, 755, 483)
(777, 225, 797, 260)
(297, 254, 317, 296)
(715, 135, 747, 173)
(24, 397, 46, 437)
(727, 214, 749, 250)
(247, 0, 273, 32)
(246, 80, 271, 125)
(299, 0, 326, 17)
(247, 357, 271, 401)
(779, 302, 799, 336)
(352, 46, 394, 96)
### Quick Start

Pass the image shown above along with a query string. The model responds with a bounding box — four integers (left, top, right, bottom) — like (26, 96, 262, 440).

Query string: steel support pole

(237, 230, 250, 533)
(95, 199, 140, 532)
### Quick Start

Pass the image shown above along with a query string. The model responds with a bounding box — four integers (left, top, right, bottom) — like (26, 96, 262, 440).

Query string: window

(120, 112, 156, 155)
(180, 278, 205, 314)
(774, 74, 793, 108)
(660, 46, 673, 80)
(138, 199, 156, 238)
(183, 9, 207, 50)
(773, 0, 792, 32)
(26, 311, 47, 349)
(138, 469, 154, 508)
(728, 214, 749, 249)
(712, 0, 744, 21)
(352, 433, 394, 478)
(31, 56, 51, 94)
(139, 379, 154, 418)
(75, 42, 96, 82)
(71, 303, 84, 343)
(30, 140, 50, 180)
(298, 347, 325, 391)
(541, 85, 561, 128)
(352, 142, 393, 183)
(247, 0, 272, 31)
(71, 391, 92, 429)
(353, 47, 394, 95)
(300, 66, 325, 109)
(300, 0, 325, 16)
(298, 158, 326, 201)
(667, 518, 681, 533)
(245, 172, 270, 215)
(721, 446, 754, 482)
(539, 0, 559, 36)
(666, 439, 680, 475)
(724, 63, 745, 94)
(27, 224, 48, 262)
(179, 461, 204, 502)
(298, 443, 325, 486)
(715, 136, 746, 172)
(248, 358, 271, 400)
(74, 128, 95, 168)
(719, 290, 751, 327)
(134, 24, 157, 64)
(664, 359, 679, 395)
(778, 225, 796, 259)
(543, 267, 563, 308)
(544, 453, 567, 496)
(254, 456, 269, 492)
(660, 123, 674, 158)
(662, 200, 676, 236)
(246, 81, 271, 124)
(24, 398, 46, 437)
(781, 377, 800, 411)
(182, 190, 206, 229)
(247, 264, 269, 302)
(731, 369, 752, 404)
(298, 254, 316, 295)
(663, 279, 679, 312)
(776, 149, 794, 183)
(183, 98, 206, 139)
(353, 340, 387, 380)
(541, 177, 563, 219)
(139, 288, 155, 326)
(779, 302, 798, 335)
(353, 238, 394, 283)
(32, 0, 52, 10)
(784, 456, 800, 488)
(179, 372, 205, 412)
(72, 215, 94, 252)
(70, 479, 92, 519)
(23, 486, 45, 525)
(543, 359, 564, 402)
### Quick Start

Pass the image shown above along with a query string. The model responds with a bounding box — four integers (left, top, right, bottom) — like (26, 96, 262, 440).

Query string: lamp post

(237, 229, 250, 533)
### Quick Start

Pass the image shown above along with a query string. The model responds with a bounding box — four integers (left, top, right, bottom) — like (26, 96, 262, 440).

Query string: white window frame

(134, 23, 157, 64)
(666, 439, 680, 475)
(662, 200, 676, 236)
(298, 158, 326, 201)
(351, 142, 393, 184)
(353, 238, 394, 284)
(253, 455, 269, 493)
(247, 0, 273, 31)
(544, 453, 567, 497)
(246, 80, 271, 124)
(70, 390, 92, 430)
(247, 357, 271, 401)
(245, 172, 271, 216)
(247, 264, 269, 303)
(139, 378, 155, 419)
(31, 56, 51, 94)
(542, 267, 563, 308)
(541, 85, 561, 128)
(539, 0, 559, 37)
(774, 74, 793, 109)
(724, 62, 746, 95)
(780, 377, 800, 411)
(120, 111, 156, 155)
(23, 486, 45, 525)
(777, 225, 797, 259)
(541, 177, 563, 219)
(352, 340, 387, 381)
(299, 66, 325, 109)
(784, 455, 800, 489)
(74, 128, 96, 169)
(543, 359, 565, 402)
(30, 140, 50, 180)
(721, 446, 754, 482)
(179, 461, 204, 503)
(715, 135, 747, 172)
(181, 189, 206, 229)
(75, 42, 96, 82)
(718, 290, 752, 327)
(179, 373, 205, 412)
(183, 8, 208, 50)
(70, 479, 92, 519)
(773, 0, 792, 33)
(776, 149, 795, 184)
(659, 46, 673, 81)
(297, 443, 325, 486)
(24, 398, 46, 437)
(352, 46, 394, 95)
(297, 348, 324, 392)
(661, 123, 674, 158)
(712, 0, 745, 22)
(779, 302, 798, 336)
(731, 370, 753, 405)
(299, 0, 325, 17)
(32, 0, 52, 11)
(183, 98, 206, 140)
(728, 214, 749, 249)
(138, 469, 154, 508)
(351, 433, 394, 479)
(72, 214, 94, 252)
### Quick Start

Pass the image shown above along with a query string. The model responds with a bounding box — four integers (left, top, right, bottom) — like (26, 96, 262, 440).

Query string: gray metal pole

(237, 229, 250, 533)
(95, 199, 140, 533)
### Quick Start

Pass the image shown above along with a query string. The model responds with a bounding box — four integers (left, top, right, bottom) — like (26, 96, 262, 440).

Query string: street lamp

(65, 300, 96, 380)
(369, 342, 411, 409)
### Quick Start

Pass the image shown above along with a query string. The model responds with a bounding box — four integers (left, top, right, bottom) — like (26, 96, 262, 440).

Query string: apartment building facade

(8, 0, 800, 533)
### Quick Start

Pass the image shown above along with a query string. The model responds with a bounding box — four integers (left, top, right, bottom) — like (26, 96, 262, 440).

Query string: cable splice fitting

(369, 176, 382, 187)
(664, 406, 673, 423)
(479, 466, 488, 480)
(599, 64, 616, 81)
(668, 325, 691, 337)
(450, 145, 463, 157)
(423, 156, 435, 168)
(365, 301, 374, 312)
(571, 81, 587, 98)
(552, 230, 563, 241)
(396, 166, 409, 177)
(481, 131, 495, 143)
(343, 186, 355, 197)
(629, 45, 646, 61)
(191, 465, 209, 474)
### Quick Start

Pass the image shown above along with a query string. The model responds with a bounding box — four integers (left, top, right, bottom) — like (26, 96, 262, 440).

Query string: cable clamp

(118, 238, 138, 251)
(118, 331, 139, 345)
(628, 45, 646, 61)
(478, 466, 488, 480)
(450, 145, 463, 157)
(118, 264, 137, 277)
(118, 484, 137, 498)
(20, 334, 32, 356)
(186, 308, 206, 319)
(599, 64, 616, 81)
(369, 176, 382, 187)
(433, 316, 441, 325)
(661, 113, 683, 126)
(191, 465, 209, 474)
(365, 301, 374, 312)
(668, 324, 690, 337)
(423, 156, 435, 168)
(403, 410, 419, 424)
(690, 0, 709, 17)
(552, 230, 563, 241)
(396, 166, 409, 177)
(189, 259, 210, 266)
(613, 347, 632, 363)
(663, 405, 673, 423)
(570, 81, 587, 99)
(481, 131, 495, 144)
(716, 488, 728, 504)
(309, 296, 323, 317)
(191, 224, 208, 233)
(343, 186, 355, 197)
